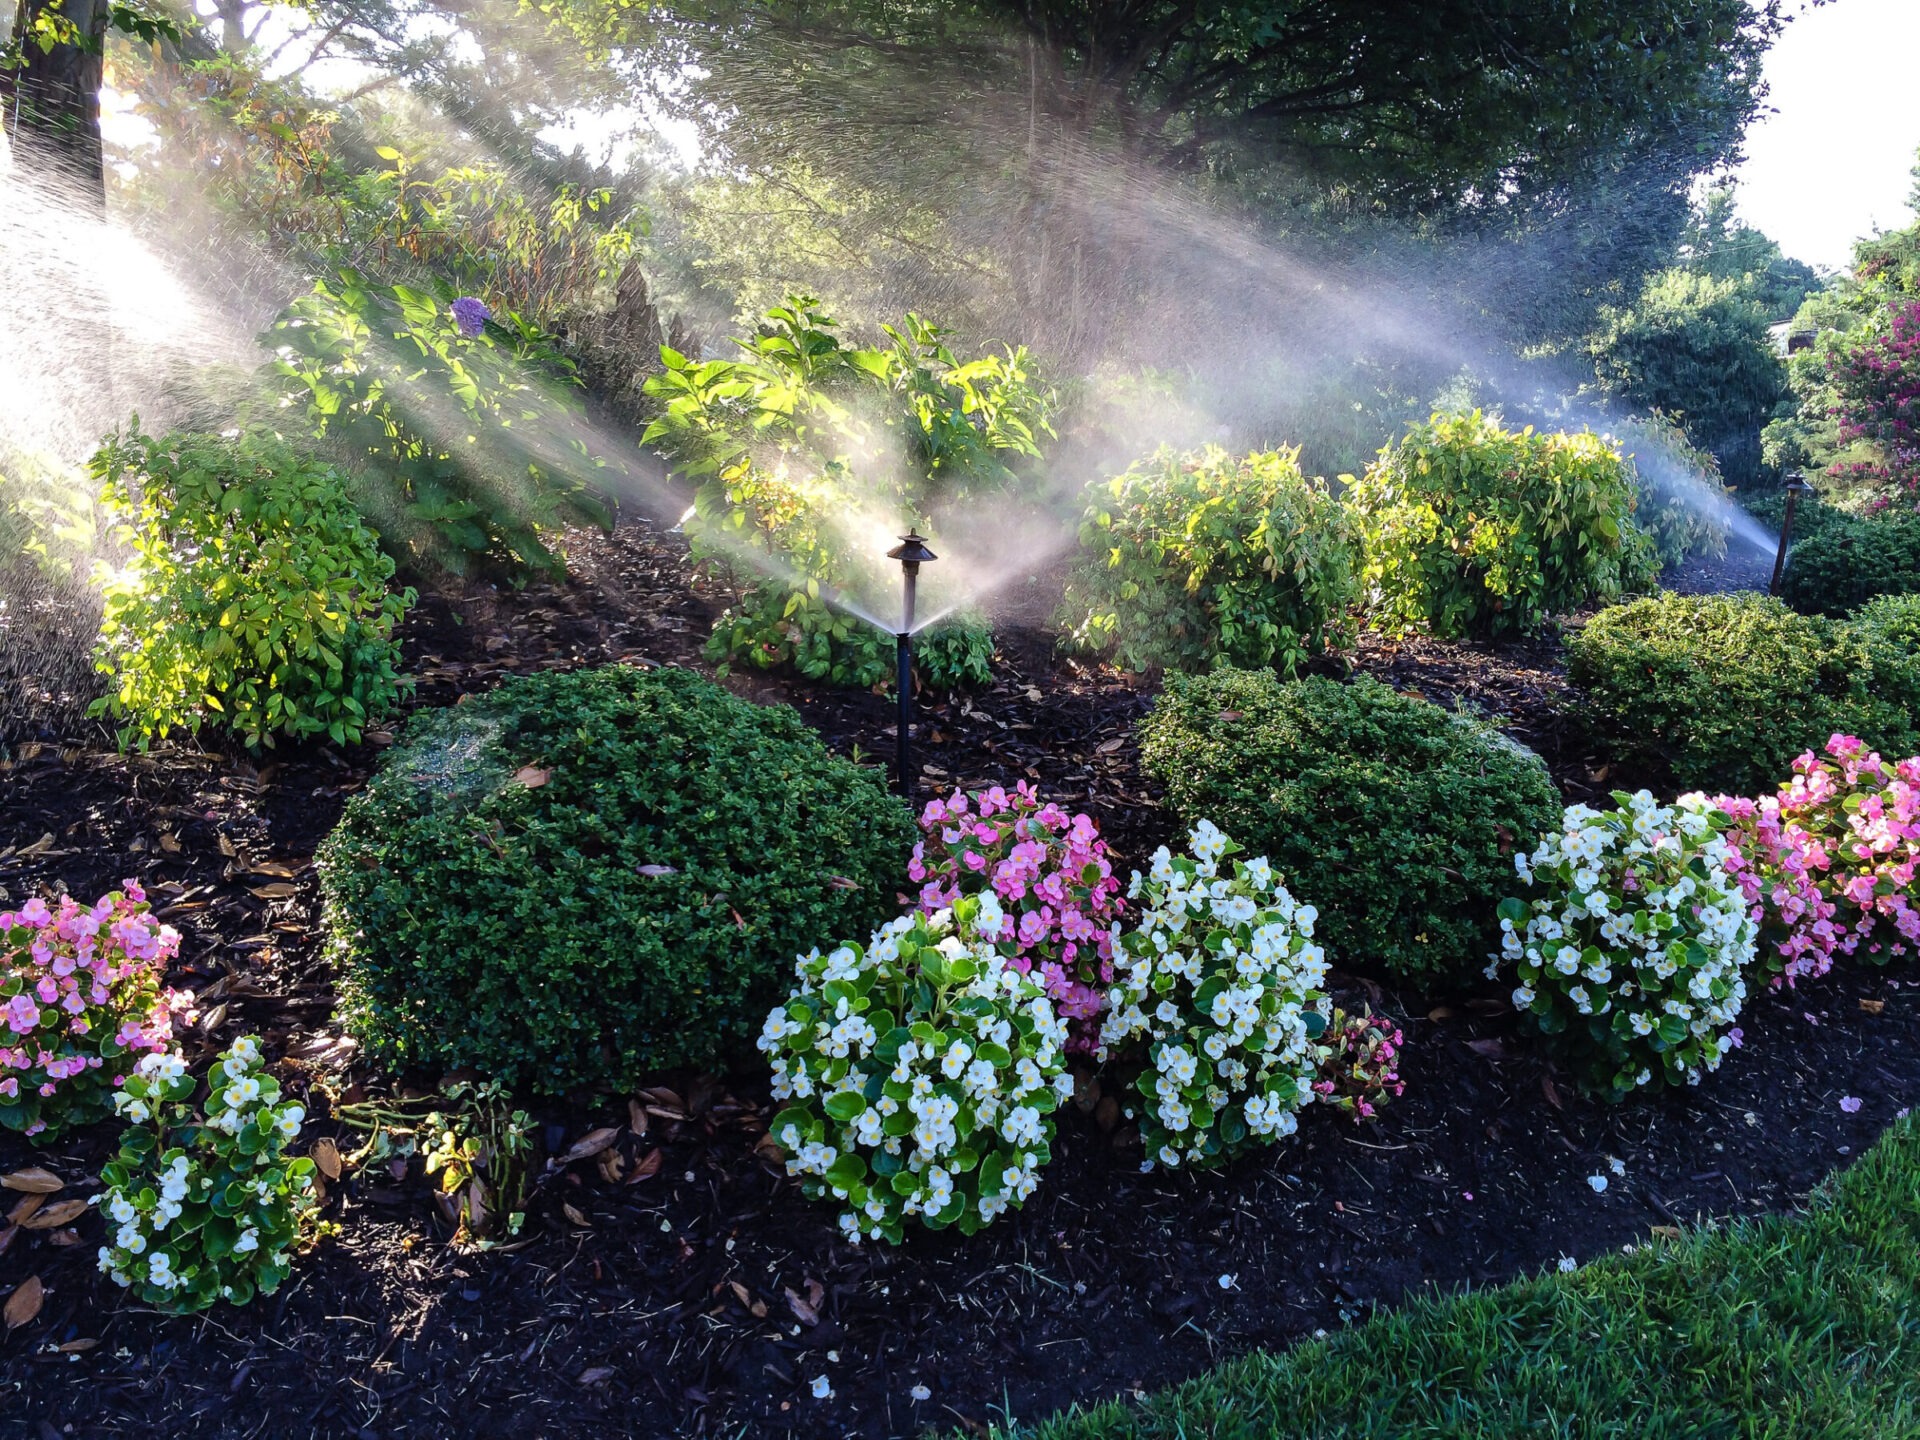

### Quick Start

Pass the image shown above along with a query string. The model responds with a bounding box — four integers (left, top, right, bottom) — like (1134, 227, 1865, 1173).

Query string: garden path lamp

(1768, 473, 1813, 597)
(887, 531, 936, 800)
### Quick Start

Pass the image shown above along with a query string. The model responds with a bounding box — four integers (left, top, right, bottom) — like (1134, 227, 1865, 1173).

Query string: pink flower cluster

(911, 783, 1124, 1048)
(1778, 736, 1920, 963)
(1716, 735, 1920, 977)
(1, 881, 190, 1138)
(1311, 1008, 1405, 1121)
(1712, 794, 1842, 986)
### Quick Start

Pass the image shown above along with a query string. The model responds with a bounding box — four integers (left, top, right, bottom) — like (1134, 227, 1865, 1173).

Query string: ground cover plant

(1139, 669, 1561, 988)
(1007, 1112, 1920, 1440)
(1493, 791, 1756, 1099)
(88, 425, 414, 751)
(317, 663, 916, 1092)
(1347, 410, 1658, 639)
(1059, 444, 1357, 674)
(1567, 591, 1920, 793)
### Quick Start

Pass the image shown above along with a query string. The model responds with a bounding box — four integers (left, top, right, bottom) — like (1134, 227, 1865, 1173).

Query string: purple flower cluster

(450, 296, 491, 339)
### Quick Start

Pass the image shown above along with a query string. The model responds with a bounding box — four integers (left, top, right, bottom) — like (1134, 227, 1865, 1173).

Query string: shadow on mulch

(4, 520, 1903, 1440)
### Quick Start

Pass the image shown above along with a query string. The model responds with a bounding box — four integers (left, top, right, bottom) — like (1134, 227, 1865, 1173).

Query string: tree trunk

(3, 0, 111, 207)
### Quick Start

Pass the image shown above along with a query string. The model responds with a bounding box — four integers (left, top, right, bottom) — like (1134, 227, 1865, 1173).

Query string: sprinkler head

(1784, 472, 1812, 496)
(888, 531, 937, 568)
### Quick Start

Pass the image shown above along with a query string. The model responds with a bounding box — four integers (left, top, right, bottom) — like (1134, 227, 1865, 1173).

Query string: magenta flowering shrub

(1826, 298, 1920, 503)
(1, 882, 189, 1138)
(910, 783, 1124, 1048)
(1713, 795, 1843, 987)
(1777, 735, 1920, 963)
(1311, 1009, 1406, 1121)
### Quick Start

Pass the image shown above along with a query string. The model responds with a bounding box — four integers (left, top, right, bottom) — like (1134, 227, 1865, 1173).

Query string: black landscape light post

(1769, 472, 1813, 597)
(887, 531, 936, 799)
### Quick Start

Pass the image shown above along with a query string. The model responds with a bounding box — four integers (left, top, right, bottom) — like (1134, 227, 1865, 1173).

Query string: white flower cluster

(1104, 821, 1330, 1170)
(94, 1038, 320, 1310)
(1492, 791, 1757, 1097)
(759, 897, 1070, 1243)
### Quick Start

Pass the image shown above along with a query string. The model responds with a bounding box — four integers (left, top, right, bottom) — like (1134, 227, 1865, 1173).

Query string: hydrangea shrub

(1103, 822, 1331, 1170)
(910, 783, 1124, 1048)
(1495, 791, 1757, 1099)
(760, 896, 1071, 1243)
(1, 882, 187, 1138)
(95, 1038, 322, 1311)
(1777, 735, 1920, 963)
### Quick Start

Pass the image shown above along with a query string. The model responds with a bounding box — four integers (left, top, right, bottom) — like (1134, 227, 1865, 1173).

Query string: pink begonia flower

(1, 883, 182, 1131)
(912, 783, 1125, 1051)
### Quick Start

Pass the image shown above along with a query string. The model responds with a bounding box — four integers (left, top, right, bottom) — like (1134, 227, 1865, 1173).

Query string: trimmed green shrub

(1139, 670, 1561, 988)
(1059, 445, 1358, 673)
(1853, 591, 1920, 652)
(1566, 592, 1920, 794)
(318, 665, 916, 1093)
(1348, 410, 1659, 638)
(89, 424, 413, 750)
(1780, 512, 1920, 616)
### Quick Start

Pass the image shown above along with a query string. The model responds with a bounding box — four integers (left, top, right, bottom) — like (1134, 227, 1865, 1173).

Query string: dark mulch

(3, 522, 1909, 1440)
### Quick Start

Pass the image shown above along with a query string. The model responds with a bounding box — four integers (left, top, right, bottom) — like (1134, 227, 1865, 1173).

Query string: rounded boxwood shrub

(1780, 512, 1920, 617)
(1139, 670, 1562, 988)
(318, 665, 917, 1093)
(1566, 592, 1920, 795)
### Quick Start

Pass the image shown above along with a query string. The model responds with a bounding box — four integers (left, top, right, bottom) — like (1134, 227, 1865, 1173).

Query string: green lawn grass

(1003, 1116, 1920, 1439)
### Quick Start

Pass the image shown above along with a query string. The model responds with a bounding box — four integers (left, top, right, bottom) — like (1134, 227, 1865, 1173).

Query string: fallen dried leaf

(576, 1366, 615, 1387)
(1426, 1006, 1459, 1023)
(1, 1168, 63, 1194)
(635, 863, 678, 877)
(825, 874, 861, 891)
(1860, 998, 1886, 1016)
(4, 1276, 43, 1330)
(22, 1199, 87, 1229)
(57, 1338, 98, 1353)
(1465, 1038, 1508, 1060)
(1095, 737, 1124, 755)
(627, 1097, 650, 1136)
(312, 1137, 342, 1181)
(248, 883, 298, 900)
(1541, 1074, 1564, 1111)
(1650, 1225, 1682, 1240)
(559, 1127, 621, 1165)
(784, 1282, 822, 1327)
(45, 1228, 81, 1247)
(513, 766, 551, 789)
(562, 1202, 591, 1228)
(7, 1194, 45, 1226)
(627, 1149, 664, 1182)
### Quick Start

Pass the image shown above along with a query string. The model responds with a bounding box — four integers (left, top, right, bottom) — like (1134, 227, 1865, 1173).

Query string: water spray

(887, 530, 936, 800)
(1768, 473, 1813, 597)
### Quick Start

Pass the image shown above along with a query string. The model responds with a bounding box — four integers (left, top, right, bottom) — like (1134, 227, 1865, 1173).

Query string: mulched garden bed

(2, 519, 1911, 1440)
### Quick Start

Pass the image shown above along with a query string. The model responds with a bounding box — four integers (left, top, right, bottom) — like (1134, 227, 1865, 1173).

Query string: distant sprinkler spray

(1769, 473, 1813, 597)
(887, 531, 936, 800)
